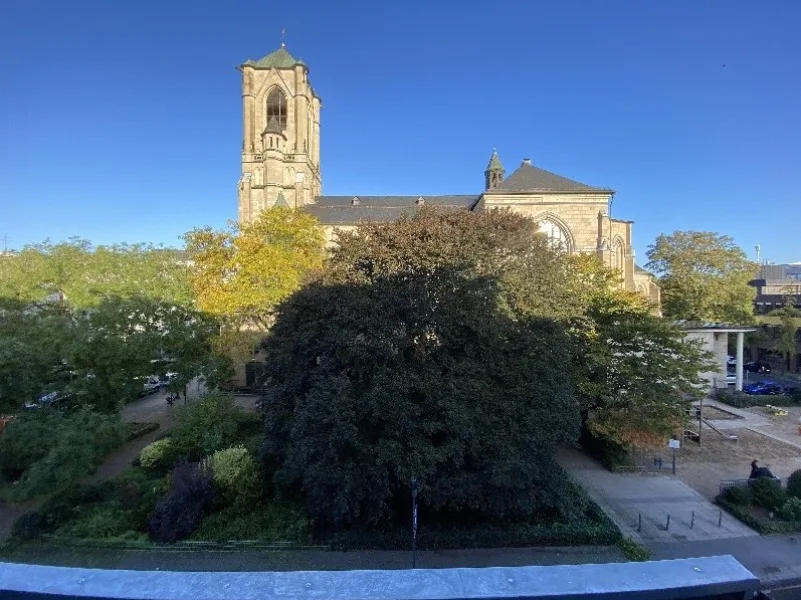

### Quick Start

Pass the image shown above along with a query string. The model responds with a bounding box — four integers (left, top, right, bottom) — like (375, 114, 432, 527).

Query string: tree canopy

(0, 296, 231, 414)
(645, 231, 756, 323)
(0, 240, 192, 308)
(184, 208, 325, 361)
(183, 208, 325, 331)
(262, 211, 580, 526)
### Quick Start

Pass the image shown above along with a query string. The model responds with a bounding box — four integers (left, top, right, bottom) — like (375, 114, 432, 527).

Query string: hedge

(715, 497, 801, 534)
(714, 390, 800, 409)
(124, 422, 160, 442)
(328, 481, 621, 551)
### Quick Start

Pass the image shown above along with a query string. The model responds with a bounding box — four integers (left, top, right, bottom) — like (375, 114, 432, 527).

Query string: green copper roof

(486, 150, 503, 172)
(243, 46, 306, 70)
(275, 192, 291, 208)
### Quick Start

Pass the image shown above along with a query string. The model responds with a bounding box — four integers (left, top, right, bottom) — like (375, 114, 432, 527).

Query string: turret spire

(484, 149, 505, 191)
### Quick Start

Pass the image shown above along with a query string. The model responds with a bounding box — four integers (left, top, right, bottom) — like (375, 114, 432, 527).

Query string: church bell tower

(238, 43, 322, 223)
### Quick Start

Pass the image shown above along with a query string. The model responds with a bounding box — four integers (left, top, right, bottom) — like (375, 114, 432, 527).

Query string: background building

(237, 44, 659, 305)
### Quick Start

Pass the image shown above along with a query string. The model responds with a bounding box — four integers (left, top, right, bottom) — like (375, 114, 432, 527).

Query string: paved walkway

(649, 534, 801, 586)
(558, 448, 757, 544)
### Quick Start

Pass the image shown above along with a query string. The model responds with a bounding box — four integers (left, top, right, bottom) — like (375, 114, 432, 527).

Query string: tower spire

(484, 149, 505, 191)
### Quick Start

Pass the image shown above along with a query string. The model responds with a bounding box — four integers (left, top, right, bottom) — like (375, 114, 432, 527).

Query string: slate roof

(489, 163, 613, 194)
(304, 195, 479, 225)
(243, 46, 306, 70)
(634, 264, 653, 275)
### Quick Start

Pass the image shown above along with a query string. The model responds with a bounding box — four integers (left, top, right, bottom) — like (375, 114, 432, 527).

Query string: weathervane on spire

(281, 27, 286, 47)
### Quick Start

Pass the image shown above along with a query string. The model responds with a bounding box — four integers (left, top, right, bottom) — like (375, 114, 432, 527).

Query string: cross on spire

(281, 27, 286, 47)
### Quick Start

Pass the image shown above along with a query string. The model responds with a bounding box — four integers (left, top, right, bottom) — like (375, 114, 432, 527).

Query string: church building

(237, 45, 659, 303)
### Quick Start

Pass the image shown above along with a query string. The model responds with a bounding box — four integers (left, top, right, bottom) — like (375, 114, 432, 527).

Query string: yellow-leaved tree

(183, 207, 325, 361)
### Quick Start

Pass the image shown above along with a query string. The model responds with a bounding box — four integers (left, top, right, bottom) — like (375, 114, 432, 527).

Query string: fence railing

(720, 477, 784, 496)
(0, 556, 761, 600)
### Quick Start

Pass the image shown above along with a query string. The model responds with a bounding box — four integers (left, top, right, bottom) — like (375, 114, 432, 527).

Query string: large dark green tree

(645, 231, 757, 323)
(261, 209, 580, 528)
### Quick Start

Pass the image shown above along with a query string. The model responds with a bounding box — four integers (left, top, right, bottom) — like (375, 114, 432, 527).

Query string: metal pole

(698, 396, 703, 446)
(638, 513, 642, 532)
(691, 511, 695, 529)
(718, 510, 722, 527)
(411, 478, 418, 569)
(666, 514, 671, 531)
(672, 450, 676, 475)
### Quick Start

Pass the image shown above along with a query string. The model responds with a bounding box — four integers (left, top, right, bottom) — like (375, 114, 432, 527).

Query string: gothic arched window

(538, 219, 569, 252)
(266, 88, 287, 131)
(613, 238, 625, 272)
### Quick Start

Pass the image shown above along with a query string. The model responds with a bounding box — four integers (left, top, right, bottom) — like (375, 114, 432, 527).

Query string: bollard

(666, 514, 671, 531)
(638, 513, 642, 532)
(691, 511, 695, 529)
(718, 510, 722, 527)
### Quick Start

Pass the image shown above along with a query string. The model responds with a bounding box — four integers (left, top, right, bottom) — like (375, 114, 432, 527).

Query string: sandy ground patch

(676, 429, 801, 500)
(745, 405, 801, 447)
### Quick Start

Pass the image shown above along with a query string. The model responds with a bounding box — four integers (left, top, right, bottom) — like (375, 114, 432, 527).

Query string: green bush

(717, 497, 801, 534)
(0, 409, 126, 502)
(779, 497, 801, 522)
(10, 512, 46, 541)
(201, 446, 261, 506)
(170, 392, 242, 460)
(11, 484, 105, 540)
(617, 537, 651, 562)
(750, 478, 787, 511)
(192, 502, 310, 543)
(724, 485, 752, 505)
(139, 439, 174, 470)
(787, 469, 801, 499)
(57, 506, 132, 539)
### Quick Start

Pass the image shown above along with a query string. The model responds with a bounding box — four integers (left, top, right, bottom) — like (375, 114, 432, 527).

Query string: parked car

(727, 355, 737, 367)
(744, 361, 772, 374)
(135, 376, 162, 396)
(743, 381, 784, 396)
(24, 390, 75, 411)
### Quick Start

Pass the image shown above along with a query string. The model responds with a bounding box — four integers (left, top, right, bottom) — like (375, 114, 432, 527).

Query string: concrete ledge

(0, 556, 759, 600)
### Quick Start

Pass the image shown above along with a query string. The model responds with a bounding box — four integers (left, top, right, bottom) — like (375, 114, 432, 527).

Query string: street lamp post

(411, 477, 419, 569)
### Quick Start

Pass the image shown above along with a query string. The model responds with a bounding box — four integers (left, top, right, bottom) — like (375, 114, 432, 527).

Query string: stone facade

(237, 45, 660, 309)
(237, 45, 321, 221)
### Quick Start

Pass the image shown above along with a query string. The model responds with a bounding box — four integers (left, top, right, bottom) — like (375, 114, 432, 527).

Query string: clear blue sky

(1, 0, 799, 263)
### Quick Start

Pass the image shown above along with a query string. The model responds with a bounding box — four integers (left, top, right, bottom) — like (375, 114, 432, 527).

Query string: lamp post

(411, 477, 419, 569)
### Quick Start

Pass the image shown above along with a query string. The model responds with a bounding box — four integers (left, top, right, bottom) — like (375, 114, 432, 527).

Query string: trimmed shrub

(724, 485, 752, 505)
(779, 497, 801, 522)
(125, 421, 160, 441)
(787, 469, 801, 499)
(202, 446, 261, 506)
(750, 477, 787, 511)
(170, 392, 241, 460)
(147, 460, 216, 543)
(139, 439, 174, 470)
